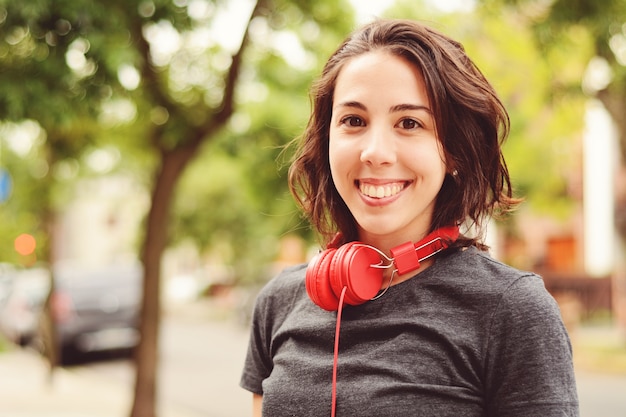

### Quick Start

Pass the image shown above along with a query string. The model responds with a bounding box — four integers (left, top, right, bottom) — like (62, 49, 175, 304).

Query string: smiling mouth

(358, 181, 410, 199)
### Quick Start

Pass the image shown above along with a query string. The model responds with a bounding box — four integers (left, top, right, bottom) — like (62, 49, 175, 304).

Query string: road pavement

(0, 300, 624, 417)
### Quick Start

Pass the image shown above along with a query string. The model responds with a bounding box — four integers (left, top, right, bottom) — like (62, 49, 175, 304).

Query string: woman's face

(329, 50, 447, 249)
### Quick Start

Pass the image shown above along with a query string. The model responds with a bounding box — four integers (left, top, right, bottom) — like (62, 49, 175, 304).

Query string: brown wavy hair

(288, 19, 520, 248)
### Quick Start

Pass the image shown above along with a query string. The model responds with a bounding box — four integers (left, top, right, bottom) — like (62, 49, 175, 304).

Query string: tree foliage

(482, 0, 626, 236)
(0, 1, 354, 416)
(171, 0, 353, 283)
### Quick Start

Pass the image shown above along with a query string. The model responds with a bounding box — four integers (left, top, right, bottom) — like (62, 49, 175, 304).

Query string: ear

(445, 162, 458, 177)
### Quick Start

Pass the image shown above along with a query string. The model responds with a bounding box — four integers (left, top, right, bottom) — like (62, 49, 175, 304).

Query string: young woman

(240, 19, 579, 416)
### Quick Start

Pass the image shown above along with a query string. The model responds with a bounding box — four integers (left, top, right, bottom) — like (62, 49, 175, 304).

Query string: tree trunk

(128, 3, 264, 415)
(129, 144, 199, 417)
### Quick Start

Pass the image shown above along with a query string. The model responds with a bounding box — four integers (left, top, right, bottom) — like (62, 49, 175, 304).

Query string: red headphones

(305, 226, 460, 311)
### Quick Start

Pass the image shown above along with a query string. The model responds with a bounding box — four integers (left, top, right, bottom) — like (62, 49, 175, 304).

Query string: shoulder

(433, 247, 560, 321)
(252, 263, 308, 323)
(444, 246, 534, 280)
(257, 263, 307, 302)
(466, 248, 556, 309)
(445, 248, 565, 333)
(435, 246, 546, 295)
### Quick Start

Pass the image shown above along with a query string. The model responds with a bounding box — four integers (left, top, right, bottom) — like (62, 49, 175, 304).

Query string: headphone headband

(390, 225, 460, 275)
(306, 225, 460, 311)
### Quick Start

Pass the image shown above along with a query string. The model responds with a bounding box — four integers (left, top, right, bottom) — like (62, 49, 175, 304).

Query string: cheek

(421, 141, 448, 179)
(404, 141, 446, 172)
(328, 135, 346, 177)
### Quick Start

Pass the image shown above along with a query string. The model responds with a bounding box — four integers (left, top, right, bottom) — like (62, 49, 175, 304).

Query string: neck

(382, 225, 460, 287)
(382, 257, 435, 289)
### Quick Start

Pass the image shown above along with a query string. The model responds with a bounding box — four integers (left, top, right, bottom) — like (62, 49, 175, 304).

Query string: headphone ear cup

(328, 243, 355, 304)
(330, 242, 384, 306)
(305, 249, 340, 311)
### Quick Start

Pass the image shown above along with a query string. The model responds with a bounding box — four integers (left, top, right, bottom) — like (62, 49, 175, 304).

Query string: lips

(358, 180, 409, 199)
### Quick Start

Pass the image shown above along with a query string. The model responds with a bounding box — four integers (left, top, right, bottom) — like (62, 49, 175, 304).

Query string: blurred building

(498, 100, 623, 330)
(51, 175, 149, 267)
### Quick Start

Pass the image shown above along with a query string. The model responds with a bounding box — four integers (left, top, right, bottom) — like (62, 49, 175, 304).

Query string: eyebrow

(334, 101, 432, 114)
(389, 103, 432, 114)
(334, 101, 366, 111)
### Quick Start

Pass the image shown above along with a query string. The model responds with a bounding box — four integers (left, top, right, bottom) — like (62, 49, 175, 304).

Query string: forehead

(332, 50, 429, 107)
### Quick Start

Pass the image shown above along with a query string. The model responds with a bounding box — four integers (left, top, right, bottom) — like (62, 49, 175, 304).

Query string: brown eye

(341, 116, 365, 127)
(398, 118, 419, 130)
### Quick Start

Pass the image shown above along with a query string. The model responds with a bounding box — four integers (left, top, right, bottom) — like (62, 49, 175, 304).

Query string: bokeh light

(14, 233, 36, 256)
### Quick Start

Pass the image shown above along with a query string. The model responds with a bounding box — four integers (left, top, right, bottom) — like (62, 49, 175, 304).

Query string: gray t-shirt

(240, 246, 579, 416)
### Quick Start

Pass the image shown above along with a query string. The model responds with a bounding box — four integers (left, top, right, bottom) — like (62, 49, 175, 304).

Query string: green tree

(0, 121, 51, 265)
(171, 1, 351, 284)
(479, 0, 626, 325)
(483, 0, 626, 233)
(0, 1, 353, 416)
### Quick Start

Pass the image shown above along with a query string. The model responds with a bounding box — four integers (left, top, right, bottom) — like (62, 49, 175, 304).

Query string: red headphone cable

(331, 286, 347, 417)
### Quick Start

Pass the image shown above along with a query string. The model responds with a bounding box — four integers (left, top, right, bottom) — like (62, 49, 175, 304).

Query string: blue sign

(0, 168, 12, 203)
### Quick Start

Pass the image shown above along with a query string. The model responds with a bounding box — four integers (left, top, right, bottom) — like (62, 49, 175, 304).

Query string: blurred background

(0, 0, 625, 416)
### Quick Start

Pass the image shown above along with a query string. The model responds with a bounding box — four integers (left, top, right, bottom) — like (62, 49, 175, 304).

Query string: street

(1, 299, 625, 416)
(72, 303, 251, 417)
(577, 371, 626, 417)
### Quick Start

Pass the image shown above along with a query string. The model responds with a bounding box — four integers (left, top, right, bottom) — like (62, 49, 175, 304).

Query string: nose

(359, 125, 396, 166)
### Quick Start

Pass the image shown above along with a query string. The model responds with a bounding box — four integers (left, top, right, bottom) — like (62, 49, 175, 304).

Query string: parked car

(35, 260, 142, 363)
(0, 267, 50, 346)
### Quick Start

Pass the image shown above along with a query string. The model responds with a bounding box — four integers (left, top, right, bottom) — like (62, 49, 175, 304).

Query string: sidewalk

(0, 347, 128, 417)
(0, 347, 197, 417)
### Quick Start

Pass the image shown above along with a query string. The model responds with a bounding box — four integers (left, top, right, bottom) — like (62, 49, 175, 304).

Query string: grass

(0, 334, 9, 354)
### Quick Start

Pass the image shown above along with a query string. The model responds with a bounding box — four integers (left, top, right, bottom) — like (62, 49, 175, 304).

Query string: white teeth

(359, 182, 404, 198)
